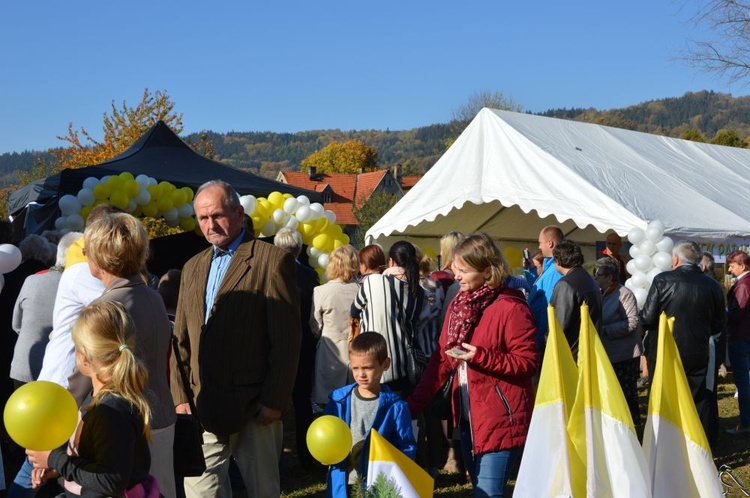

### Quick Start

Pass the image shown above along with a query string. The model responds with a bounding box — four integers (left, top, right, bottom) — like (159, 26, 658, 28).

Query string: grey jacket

(11, 268, 63, 382)
(599, 285, 643, 364)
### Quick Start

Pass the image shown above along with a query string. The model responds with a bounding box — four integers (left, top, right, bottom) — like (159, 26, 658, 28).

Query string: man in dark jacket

(640, 240, 725, 448)
(550, 239, 603, 359)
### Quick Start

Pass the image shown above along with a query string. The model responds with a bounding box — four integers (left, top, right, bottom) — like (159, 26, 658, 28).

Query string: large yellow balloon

(109, 190, 129, 210)
(92, 183, 110, 200)
(4, 381, 78, 451)
(312, 233, 333, 253)
(306, 415, 351, 465)
(267, 191, 285, 209)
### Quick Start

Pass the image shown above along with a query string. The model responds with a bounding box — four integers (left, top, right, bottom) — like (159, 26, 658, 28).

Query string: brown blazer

(170, 232, 301, 436)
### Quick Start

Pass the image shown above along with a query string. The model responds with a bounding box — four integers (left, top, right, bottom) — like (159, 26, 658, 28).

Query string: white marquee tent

(367, 108, 750, 251)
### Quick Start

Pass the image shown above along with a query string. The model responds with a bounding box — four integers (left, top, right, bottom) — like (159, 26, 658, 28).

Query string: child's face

(349, 352, 389, 391)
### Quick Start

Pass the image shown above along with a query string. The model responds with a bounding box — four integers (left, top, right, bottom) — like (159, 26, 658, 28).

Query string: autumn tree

(451, 90, 523, 124)
(300, 140, 378, 174)
(352, 190, 400, 249)
(680, 128, 707, 142)
(710, 128, 748, 147)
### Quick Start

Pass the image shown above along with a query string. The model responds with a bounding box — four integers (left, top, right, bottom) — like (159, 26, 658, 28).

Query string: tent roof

(8, 121, 320, 216)
(367, 108, 750, 246)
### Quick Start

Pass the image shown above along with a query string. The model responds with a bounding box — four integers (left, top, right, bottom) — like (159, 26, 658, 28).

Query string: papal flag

(642, 312, 723, 498)
(566, 303, 651, 497)
(514, 305, 581, 497)
(366, 428, 433, 498)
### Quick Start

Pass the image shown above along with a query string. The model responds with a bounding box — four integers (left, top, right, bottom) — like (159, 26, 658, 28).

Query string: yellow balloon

(80, 205, 93, 221)
(118, 172, 135, 182)
(109, 190, 129, 209)
(503, 247, 523, 268)
(179, 217, 196, 232)
(92, 183, 110, 200)
(156, 197, 173, 213)
(147, 184, 160, 199)
(251, 216, 263, 230)
(312, 233, 333, 253)
(142, 201, 159, 218)
(106, 176, 123, 190)
(124, 180, 140, 197)
(171, 189, 187, 207)
(267, 191, 285, 209)
(314, 217, 330, 232)
(4, 381, 78, 451)
(298, 222, 316, 245)
(306, 415, 351, 465)
(183, 187, 195, 202)
(283, 193, 293, 199)
(256, 199, 272, 218)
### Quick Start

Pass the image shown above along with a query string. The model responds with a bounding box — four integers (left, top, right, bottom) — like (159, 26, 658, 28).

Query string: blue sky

(0, 1, 740, 154)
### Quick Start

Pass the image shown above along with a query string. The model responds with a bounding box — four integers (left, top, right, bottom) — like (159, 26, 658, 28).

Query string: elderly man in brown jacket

(171, 180, 301, 498)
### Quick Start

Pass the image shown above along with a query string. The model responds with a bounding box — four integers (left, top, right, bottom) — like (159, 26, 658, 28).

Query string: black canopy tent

(8, 121, 322, 237)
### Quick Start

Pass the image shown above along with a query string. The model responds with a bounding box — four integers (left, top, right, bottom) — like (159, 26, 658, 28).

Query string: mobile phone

(446, 348, 467, 357)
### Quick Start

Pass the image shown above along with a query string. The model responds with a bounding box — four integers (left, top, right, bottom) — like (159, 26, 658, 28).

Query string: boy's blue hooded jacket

(323, 383, 416, 497)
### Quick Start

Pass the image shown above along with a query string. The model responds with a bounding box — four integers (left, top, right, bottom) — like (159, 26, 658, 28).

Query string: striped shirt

(352, 274, 426, 383)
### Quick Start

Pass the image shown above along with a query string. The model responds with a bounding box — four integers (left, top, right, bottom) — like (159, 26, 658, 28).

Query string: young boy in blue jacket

(324, 332, 417, 497)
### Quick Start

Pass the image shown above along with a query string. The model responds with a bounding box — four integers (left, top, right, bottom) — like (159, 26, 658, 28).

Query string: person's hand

(26, 449, 51, 469)
(256, 405, 282, 426)
(176, 403, 191, 414)
(31, 468, 58, 489)
(448, 343, 477, 362)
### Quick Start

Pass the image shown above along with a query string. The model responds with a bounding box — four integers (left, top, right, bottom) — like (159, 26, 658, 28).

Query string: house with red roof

(276, 165, 420, 238)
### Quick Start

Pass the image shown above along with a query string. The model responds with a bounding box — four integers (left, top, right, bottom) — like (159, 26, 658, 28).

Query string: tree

(681, 128, 707, 142)
(301, 140, 378, 174)
(451, 90, 523, 124)
(685, 0, 750, 83)
(710, 128, 748, 147)
(352, 190, 400, 249)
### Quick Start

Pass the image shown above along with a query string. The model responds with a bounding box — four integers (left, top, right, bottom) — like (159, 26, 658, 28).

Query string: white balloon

(240, 195, 257, 215)
(628, 227, 646, 245)
(307, 246, 321, 258)
(646, 267, 662, 284)
(66, 214, 84, 231)
(147, 177, 158, 186)
(296, 195, 310, 206)
(626, 259, 638, 276)
(82, 177, 100, 189)
(632, 287, 649, 309)
(630, 271, 648, 289)
(309, 203, 325, 220)
(177, 203, 194, 218)
(283, 198, 299, 215)
(652, 251, 673, 271)
(634, 254, 653, 272)
(59, 195, 82, 216)
(272, 209, 287, 226)
(135, 174, 151, 186)
(260, 220, 277, 237)
(77, 188, 95, 207)
(317, 253, 330, 269)
(126, 199, 137, 213)
(624, 278, 635, 290)
(655, 236, 674, 253)
(55, 216, 68, 231)
(296, 205, 312, 223)
(646, 220, 665, 240)
(629, 245, 640, 259)
(325, 210, 337, 224)
(638, 240, 657, 257)
(307, 253, 319, 268)
(163, 208, 179, 221)
(135, 190, 151, 205)
(284, 216, 299, 230)
(0, 244, 22, 274)
(165, 217, 179, 227)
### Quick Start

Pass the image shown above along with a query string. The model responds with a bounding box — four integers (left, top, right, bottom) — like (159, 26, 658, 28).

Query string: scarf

(446, 284, 503, 350)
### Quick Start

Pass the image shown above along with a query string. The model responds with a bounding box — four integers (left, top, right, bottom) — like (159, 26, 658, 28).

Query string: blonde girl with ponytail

(26, 301, 157, 497)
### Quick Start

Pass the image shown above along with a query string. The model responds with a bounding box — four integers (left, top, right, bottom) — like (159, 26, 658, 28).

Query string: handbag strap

(171, 333, 200, 420)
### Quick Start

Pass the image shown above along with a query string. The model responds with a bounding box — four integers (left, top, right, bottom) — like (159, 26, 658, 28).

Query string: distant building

(276, 165, 421, 239)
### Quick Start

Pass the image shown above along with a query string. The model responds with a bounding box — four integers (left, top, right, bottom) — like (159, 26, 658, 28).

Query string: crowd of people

(0, 181, 747, 497)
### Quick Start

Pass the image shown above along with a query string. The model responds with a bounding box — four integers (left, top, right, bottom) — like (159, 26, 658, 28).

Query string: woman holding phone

(407, 232, 539, 498)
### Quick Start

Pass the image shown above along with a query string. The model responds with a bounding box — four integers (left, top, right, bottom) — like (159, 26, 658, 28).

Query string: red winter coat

(407, 286, 539, 455)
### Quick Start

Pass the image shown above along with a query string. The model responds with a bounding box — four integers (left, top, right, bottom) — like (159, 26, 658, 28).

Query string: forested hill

(2, 90, 750, 186)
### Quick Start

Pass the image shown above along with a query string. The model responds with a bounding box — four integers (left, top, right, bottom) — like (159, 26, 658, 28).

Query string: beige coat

(309, 279, 359, 404)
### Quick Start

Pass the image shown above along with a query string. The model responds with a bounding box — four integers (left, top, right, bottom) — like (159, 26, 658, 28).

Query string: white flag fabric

(642, 313, 723, 498)
(514, 306, 580, 497)
(568, 304, 650, 498)
(366, 428, 433, 497)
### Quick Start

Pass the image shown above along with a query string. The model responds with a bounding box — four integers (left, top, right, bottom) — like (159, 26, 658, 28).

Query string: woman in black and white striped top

(352, 241, 427, 393)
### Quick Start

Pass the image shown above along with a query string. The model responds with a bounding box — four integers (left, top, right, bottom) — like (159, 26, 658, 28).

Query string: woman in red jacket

(407, 232, 539, 498)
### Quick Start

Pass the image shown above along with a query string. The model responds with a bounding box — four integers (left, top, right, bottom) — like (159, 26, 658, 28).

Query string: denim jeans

(7, 457, 35, 498)
(729, 339, 750, 426)
(460, 420, 519, 498)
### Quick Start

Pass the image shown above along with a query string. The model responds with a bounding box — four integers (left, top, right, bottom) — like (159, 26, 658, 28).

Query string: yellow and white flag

(366, 428, 433, 498)
(567, 304, 650, 497)
(642, 312, 723, 498)
(514, 306, 581, 497)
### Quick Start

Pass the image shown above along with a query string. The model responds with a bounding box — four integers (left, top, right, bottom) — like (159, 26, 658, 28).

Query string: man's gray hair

(274, 228, 303, 256)
(196, 180, 241, 209)
(595, 257, 620, 280)
(57, 231, 83, 267)
(673, 241, 702, 266)
(19, 234, 54, 263)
